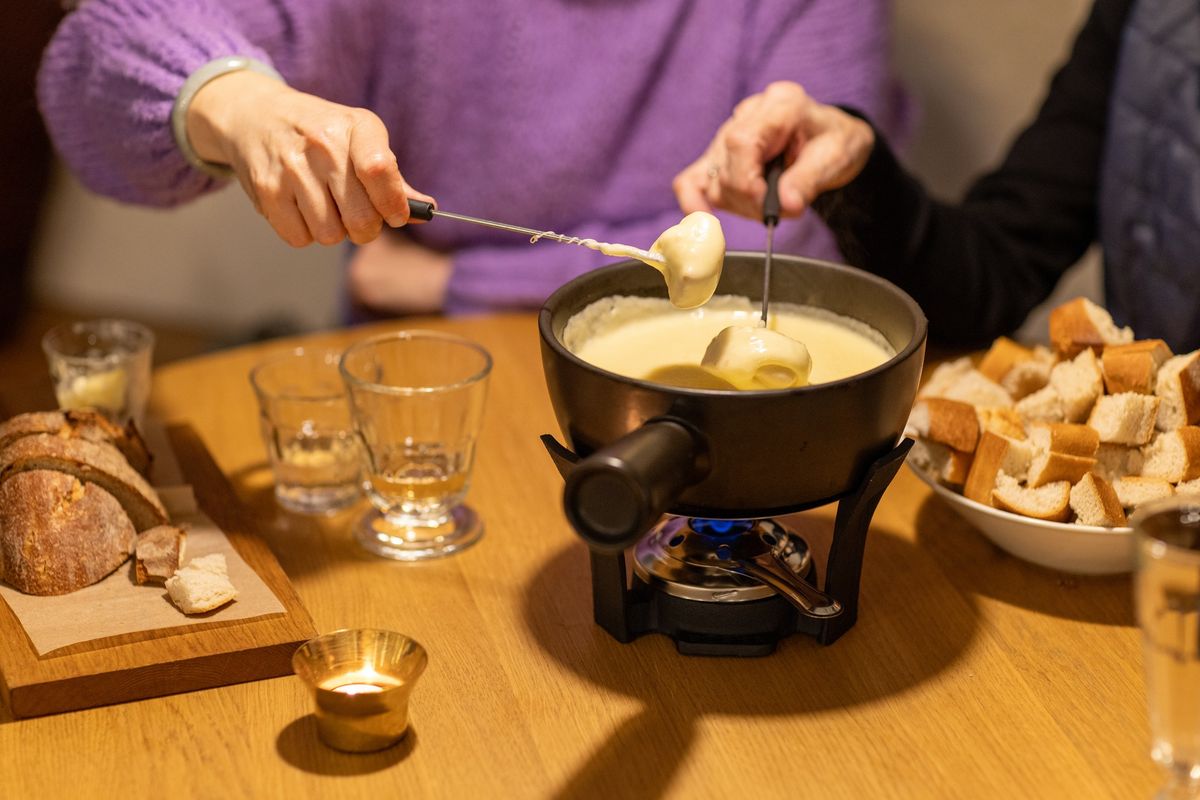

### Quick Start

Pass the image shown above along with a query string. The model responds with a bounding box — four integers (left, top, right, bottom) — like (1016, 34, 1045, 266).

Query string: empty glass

(250, 347, 362, 514)
(42, 318, 155, 426)
(1133, 497, 1200, 800)
(339, 331, 491, 560)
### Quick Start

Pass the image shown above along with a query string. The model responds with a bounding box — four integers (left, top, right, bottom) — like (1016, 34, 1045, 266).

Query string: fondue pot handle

(563, 419, 706, 552)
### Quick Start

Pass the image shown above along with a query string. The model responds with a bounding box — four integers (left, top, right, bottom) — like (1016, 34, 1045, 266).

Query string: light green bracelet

(170, 55, 284, 179)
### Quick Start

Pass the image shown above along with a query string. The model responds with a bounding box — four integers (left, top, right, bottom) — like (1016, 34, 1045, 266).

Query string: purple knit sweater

(38, 0, 906, 314)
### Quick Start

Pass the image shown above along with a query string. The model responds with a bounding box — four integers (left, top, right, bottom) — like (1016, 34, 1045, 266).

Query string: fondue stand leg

(759, 154, 785, 326)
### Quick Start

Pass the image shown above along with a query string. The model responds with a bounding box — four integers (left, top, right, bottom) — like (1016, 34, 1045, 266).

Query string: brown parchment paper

(0, 423, 286, 656)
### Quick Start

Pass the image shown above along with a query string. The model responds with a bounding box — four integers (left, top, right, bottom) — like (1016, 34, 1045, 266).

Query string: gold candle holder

(293, 629, 428, 753)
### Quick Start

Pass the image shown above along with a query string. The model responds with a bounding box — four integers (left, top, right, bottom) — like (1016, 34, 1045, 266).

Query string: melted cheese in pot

(565, 295, 894, 390)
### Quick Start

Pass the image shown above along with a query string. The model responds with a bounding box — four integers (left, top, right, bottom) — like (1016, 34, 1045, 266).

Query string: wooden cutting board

(0, 424, 317, 718)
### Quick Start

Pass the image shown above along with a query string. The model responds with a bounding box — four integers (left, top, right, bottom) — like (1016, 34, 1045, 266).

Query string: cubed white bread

(1048, 297, 1133, 358)
(908, 439, 973, 486)
(1027, 422, 1100, 457)
(1140, 427, 1200, 483)
(1175, 477, 1200, 497)
(1027, 451, 1097, 488)
(1048, 348, 1103, 422)
(932, 368, 1014, 409)
(1102, 340, 1172, 395)
(963, 431, 1035, 505)
(165, 553, 237, 614)
(907, 398, 980, 453)
(1112, 476, 1175, 510)
(1088, 392, 1160, 445)
(1092, 443, 1144, 483)
(1015, 385, 1066, 426)
(992, 480, 1072, 522)
(1069, 473, 1127, 527)
(1155, 350, 1200, 431)
(1001, 351, 1055, 401)
(977, 407, 1027, 440)
(977, 337, 1034, 383)
(918, 357, 973, 399)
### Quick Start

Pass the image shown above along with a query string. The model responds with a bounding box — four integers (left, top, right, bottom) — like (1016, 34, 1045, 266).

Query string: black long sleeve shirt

(814, 0, 1134, 347)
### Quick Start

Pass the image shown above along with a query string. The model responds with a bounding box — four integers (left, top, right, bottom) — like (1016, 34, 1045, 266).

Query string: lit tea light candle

(294, 630, 428, 753)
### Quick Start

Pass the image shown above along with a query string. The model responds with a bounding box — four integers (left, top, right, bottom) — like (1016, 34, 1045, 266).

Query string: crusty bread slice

(1028, 422, 1100, 458)
(1092, 443, 1144, 483)
(1102, 340, 1172, 395)
(0, 470, 135, 595)
(0, 434, 167, 531)
(1140, 427, 1200, 483)
(1113, 476, 1174, 510)
(1048, 297, 1133, 358)
(1088, 392, 1160, 445)
(1069, 473, 1127, 527)
(166, 554, 237, 614)
(908, 439, 973, 487)
(963, 431, 1035, 505)
(1155, 350, 1200, 431)
(0, 409, 152, 477)
(992, 480, 1071, 522)
(1048, 348, 1103, 423)
(907, 398, 980, 453)
(134, 525, 187, 585)
(1015, 385, 1066, 427)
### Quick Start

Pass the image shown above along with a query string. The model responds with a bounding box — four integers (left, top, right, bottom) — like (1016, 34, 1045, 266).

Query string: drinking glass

(41, 318, 155, 426)
(250, 347, 362, 514)
(339, 330, 492, 560)
(1133, 497, 1200, 800)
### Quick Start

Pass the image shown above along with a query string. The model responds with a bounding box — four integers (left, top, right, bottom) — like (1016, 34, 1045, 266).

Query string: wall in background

(30, 0, 1098, 340)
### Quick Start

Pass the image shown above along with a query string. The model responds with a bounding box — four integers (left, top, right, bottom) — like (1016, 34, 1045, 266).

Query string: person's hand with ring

(674, 81, 875, 222)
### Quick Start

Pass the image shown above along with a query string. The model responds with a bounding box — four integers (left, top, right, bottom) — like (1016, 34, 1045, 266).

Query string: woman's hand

(347, 232, 452, 315)
(186, 70, 433, 247)
(674, 81, 874, 220)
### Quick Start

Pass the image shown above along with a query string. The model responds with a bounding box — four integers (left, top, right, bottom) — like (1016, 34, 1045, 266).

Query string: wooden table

(0, 313, 1160, 798)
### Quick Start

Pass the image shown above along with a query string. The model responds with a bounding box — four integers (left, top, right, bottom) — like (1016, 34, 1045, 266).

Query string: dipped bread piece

(0, 434, 167, 531)
(0, 470, 135, 595)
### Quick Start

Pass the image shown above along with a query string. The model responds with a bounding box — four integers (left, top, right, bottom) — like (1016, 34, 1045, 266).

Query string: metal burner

(633, 517, 812, 603)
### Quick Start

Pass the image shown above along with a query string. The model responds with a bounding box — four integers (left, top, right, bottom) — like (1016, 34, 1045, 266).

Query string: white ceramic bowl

(909, 465, 1135, 575)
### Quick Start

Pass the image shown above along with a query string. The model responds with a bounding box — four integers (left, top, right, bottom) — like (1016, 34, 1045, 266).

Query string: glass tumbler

(339, 330, 492, 560)
(1133, 497, 1200, 800)
(41, 318, 155, 426)
(250, 347, 362, 514)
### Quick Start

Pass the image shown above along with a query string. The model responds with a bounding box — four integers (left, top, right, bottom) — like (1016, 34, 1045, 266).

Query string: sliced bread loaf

(0, 470, 135, 595)
(0, 409, 152, 477)
(0, 434, 167, 531)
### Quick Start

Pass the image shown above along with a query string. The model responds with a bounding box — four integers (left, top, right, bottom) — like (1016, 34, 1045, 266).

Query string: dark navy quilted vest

(1099, 0, 1200, 350)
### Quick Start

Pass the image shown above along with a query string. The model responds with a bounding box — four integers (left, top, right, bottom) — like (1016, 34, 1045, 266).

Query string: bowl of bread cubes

(906, 297, 1200, 574)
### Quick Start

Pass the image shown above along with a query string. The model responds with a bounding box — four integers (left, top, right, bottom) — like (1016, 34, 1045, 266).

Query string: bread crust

(134, 525, 186, 585)
(1069, 473, 1127, 527)
(0, 470, 135, 595)
(992, 481, 1071, 522)
(0, 409, 152, 477)
(1049, 297, 1132, 359)
(909, 398, 980, 453)
(978, 337, 1033, 383)
(0, 434, 166, 531)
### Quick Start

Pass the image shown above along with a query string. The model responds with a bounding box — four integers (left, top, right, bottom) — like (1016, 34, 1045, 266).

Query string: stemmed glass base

(354, 505, 483, 561)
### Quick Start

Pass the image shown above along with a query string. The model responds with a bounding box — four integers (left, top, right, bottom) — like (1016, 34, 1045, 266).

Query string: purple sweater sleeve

(445, 0, 906, 313)
(36, 0, 372, 206)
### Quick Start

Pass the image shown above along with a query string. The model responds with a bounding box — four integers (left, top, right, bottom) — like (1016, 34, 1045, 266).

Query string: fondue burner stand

(544, 437, 912, 656)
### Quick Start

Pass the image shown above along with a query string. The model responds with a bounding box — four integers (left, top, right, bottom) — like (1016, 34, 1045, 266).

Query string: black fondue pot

(539, 252, 927, 552)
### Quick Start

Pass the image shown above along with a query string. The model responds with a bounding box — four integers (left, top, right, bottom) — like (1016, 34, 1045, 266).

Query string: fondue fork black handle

(760, 153, 785, 324)
(561, 419, 707, 552)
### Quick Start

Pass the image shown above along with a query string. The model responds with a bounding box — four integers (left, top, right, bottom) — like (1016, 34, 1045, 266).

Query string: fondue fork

(406, 199, 665, 265)
(760, 154, 786, 326)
